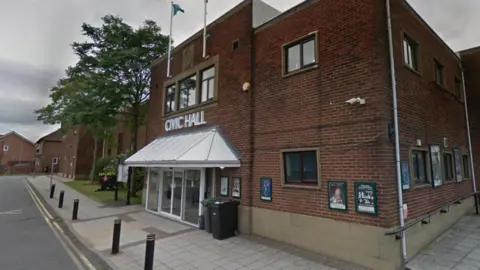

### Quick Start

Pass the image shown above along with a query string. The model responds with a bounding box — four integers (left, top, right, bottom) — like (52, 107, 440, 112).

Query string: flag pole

(167, 1, 174, 77)
(202, 0, 208, 58)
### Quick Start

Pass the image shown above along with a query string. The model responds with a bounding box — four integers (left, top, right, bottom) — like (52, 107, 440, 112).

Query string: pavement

(407, 214, 480, 270)
(0, 175, 82, 269)
(27, 175, 367, 270)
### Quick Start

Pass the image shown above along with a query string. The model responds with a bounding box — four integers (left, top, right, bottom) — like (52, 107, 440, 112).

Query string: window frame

(454, 77, 464, 101)
(462, 154, 472, 179)
(164, 84, 176, 114)
(402, 34, 420, 72)
(442, 151, 455, 182)
(280, 148, 321, 189)
(199, 66, 215, 104)
(3, 145, 8, 152)
(178, 74, 198, 110)
(162, 55, 219, 117)
(282, 32, 318, 77)
(433, 59, 444, 86)
(409, 147, 431, 188)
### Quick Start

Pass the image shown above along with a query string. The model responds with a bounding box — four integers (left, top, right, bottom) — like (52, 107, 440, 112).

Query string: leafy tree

(71, 15, 169, 195)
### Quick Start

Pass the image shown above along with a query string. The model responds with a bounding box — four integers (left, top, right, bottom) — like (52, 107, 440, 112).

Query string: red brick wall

(461, 49, 480, 189)
(0, 133, 36, 170)
(391, 0, 473, 225)
(148, 1, 254, 205)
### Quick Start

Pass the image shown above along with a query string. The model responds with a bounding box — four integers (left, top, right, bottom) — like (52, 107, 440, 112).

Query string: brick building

(34, 129, 62, 173)
(0, 131, 36, 174)
(58, 126, 103, 179)
(124, 0, 477, 269)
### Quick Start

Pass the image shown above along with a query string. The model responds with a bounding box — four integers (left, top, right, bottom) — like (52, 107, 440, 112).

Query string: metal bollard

(49, 184, 56, 199)
(72, 199, 79, 220)
(58, 191, 65, 208)
(111, 219, 122, 255)
(144, 234, 156, 270)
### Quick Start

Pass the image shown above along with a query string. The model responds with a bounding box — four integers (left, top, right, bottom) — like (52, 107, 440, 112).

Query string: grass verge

(64, 180, 142, 205)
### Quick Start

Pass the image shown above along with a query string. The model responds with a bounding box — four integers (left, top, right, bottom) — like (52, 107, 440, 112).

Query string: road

(0, 176, 80, 270)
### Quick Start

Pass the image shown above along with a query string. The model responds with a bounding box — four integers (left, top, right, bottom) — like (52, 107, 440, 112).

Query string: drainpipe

(386, 0, 407, 266)
(248, 0, 256, 233)
(460, 65, 477, 194)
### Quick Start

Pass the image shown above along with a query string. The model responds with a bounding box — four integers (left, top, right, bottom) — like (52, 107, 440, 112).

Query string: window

(179, 75, 197, 110)
(117, 133, 124, 155)
(283, 150, 318, 185)
(36, 148, 40, 154)
(412, 150, 428, 184)
(284, 34, 317, 74)
(463, 155, 471, 178)
(200, 67, 215, 103)
(434, 60, 444, 86)
(403, 35, 419, 71)
(455, 77, 464, 101)
(232, 40, 239, 50)
(443, 152, 454, 181)
(164, 85, 176, 114)
(3, 145, 8, 152)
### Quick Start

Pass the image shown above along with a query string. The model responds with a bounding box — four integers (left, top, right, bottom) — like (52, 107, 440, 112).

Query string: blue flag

(173, 3, 184, 16)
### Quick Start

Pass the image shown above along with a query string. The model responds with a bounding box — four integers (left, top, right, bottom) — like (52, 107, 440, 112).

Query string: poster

(354, 182, 377, 215)
(260, 177, 272, 201)
(328, 181, 347, 211)
(117, 164, 129, 183)
(429, 145, 443, 187)
(401, 161, 410, 190)
(232, 177, 241, 198)
(220, 176, 229, 196)
(453, 148, 463, 182)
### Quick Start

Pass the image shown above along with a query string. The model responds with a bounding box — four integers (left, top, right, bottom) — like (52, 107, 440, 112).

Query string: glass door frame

(145, 167, 207, 226)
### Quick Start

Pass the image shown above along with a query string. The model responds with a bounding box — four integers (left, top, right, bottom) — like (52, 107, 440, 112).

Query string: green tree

(71, 15, 169, 195)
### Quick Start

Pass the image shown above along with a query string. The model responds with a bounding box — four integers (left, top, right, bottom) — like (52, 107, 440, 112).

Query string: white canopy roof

(124, 127, 241, 168)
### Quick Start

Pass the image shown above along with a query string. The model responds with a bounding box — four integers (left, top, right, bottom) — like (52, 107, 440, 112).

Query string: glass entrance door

(147, 169, 161, 212)
(183, 170, 201, 224)
(161, 170, 173, 214)
(160, 170, 184, 218)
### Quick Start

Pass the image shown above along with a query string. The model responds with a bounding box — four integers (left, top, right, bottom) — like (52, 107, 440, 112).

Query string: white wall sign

(117, 164, 129, 183)
(165, 111, 207, 132)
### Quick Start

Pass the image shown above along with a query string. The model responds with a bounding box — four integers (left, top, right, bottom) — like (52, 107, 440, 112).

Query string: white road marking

(0, 209, 22, 215)
(24, 179, 96, 270)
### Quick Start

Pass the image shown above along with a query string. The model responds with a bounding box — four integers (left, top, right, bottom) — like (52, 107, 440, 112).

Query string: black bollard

(114, 182, 119, 201)
(111, 219, 122, 255)
(58, 191, 65, 208)
(49, 184, 56, 199)
(72, 199, 79, 220)
(144, 234, 156, 270)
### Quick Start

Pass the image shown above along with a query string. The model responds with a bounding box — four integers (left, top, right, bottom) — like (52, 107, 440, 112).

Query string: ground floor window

(463, 155, 471, 178)
(443, 152, 454, 182)
(412, 150, 429, 185)
(282, 149, 319, 185)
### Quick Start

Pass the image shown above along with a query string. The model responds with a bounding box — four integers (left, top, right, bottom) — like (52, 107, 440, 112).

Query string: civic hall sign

(165, 111, 207, 132)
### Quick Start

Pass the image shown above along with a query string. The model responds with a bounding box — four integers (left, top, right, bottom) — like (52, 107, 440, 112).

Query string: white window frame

(3, 145, 9, 152)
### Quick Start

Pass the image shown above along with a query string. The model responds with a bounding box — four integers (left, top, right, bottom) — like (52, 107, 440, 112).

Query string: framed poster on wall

(328, 181, 347, 211)
(260, 177, 272, 201)
(429, 144, 442, 187)
(232, 177, 241, 198)
(453, 148, 463, 182)
(401, 161, 410, 190)
(354, 182, 377, 216)
(220, 176, 229, 196)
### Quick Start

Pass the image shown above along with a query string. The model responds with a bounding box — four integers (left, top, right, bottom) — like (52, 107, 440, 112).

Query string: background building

(34, 129, 62, 173)
(0, 131, 36, 174)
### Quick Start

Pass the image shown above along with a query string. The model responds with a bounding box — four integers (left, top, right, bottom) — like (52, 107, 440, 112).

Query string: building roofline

(254, 0, 316, 32)
(35, 128, 62, 144)
(403, 1, 460, 62)
(458, 45, 480, 56)
(151, 0, 252, 68)
(0, 131, 35, 146)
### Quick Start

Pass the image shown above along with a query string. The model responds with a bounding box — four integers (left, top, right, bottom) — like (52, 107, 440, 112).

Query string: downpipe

(386, 0, 408, 266)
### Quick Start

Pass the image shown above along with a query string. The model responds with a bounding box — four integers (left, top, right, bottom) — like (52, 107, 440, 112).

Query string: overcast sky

(0, 0, 478, 142)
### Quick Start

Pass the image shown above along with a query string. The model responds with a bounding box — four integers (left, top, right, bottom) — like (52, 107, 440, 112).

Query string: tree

(71, 15, 169, 195)
(36, 69, 118, 182)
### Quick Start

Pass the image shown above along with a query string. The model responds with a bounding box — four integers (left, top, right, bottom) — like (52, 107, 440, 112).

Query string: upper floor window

(434, 60, 444, 86)
(403, 35, 419, 71)
(3, 145, 8, 152)
(200, 67, 215, 103)
(455, 77, 463, 101)
(283, 150, 318, 185)
(284, 34, 317, 74)
(165, 85, 176, 114)
(179, 75, 197, 110)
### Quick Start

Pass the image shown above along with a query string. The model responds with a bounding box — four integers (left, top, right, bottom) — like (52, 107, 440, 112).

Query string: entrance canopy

(124, 126, 241, 168)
